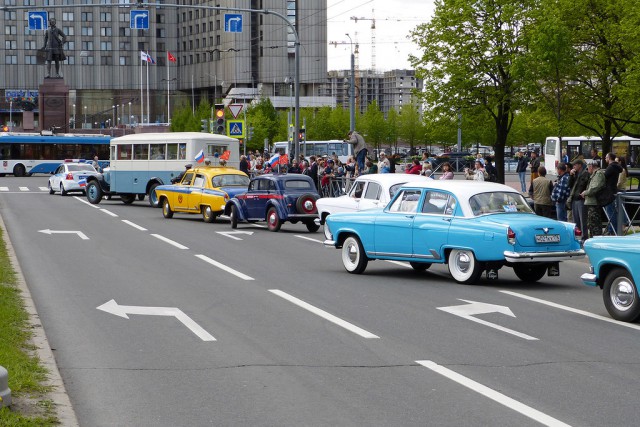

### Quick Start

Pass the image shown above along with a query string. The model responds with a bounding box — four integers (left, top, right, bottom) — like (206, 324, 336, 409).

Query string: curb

(0, 214, 79, 426)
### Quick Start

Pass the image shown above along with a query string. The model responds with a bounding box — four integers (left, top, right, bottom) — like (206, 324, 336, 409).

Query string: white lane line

(0, 187, 8, 191)
(500, 290, 640, 331)
(122, 220, 147, 231)
(151, 234, 189, 250)
(73, 196, 100, 208)
(19, 187, 29, 191)
(386, 260, 411, 268)
(39, 186, 49, 191)
(195, 254, 254, 281)
(269, 289, 380, 339)
(294, 235, 323, 244)
(417, 360, 572, 427)
(100, 209, 119, 217)
(251, 223, 266, 228)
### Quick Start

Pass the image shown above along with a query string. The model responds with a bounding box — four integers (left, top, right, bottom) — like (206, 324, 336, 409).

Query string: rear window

(285, 179, 312, 190)
(469, 192, 533, 216)
(212, 174, 250, 187)
(67, 164, 96, 172)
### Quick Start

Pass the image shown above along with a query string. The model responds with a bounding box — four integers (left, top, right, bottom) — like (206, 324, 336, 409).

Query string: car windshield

(469, 192, 533, 216)
(389, 183, 408, 199)
(212, 174, 250, 187)
(67, 164, 96, 172)
(285, 180, 313, 190)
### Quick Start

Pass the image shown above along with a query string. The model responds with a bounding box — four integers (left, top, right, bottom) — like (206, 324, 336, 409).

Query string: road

(1, 175, 639, 427)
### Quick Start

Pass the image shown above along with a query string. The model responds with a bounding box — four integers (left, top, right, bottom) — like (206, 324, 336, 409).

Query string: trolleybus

(0, 132, 110, 176)
(545, 135, 640, 174)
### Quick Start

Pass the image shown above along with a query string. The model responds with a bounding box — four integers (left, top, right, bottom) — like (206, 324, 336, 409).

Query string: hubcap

(269, 213, 276, 226)
(611, 277, 636, 312)
(303, 199, 313, 212)
(347, 242, 358, 264)
(455, 251, 471, 273)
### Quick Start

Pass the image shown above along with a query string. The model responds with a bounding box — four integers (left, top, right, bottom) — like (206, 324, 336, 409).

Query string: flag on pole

(219, 150, 231, 161)
(147, 52, 156, 64)
(195, 149, 205, 163)
(140, 51, 149, 62)
(278, 154, 289, 166)
(167, 51, 177, 63)
(268, 153, 281, 167)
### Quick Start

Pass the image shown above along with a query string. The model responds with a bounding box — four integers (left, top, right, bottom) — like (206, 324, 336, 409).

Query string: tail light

(65, 173, 73, 180)
(507, 227, 516, 245)
(574, 226, 582, 241)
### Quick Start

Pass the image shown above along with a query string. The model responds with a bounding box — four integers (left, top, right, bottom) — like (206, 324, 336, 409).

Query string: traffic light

(1, 125, 8, 132)
(298, 128, 306, 142)
(200, 119, 208, 133)
(214, 104, 225, 134)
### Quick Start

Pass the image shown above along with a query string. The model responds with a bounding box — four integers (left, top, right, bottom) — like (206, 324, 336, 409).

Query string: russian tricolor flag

(195, 149, 205, 163)
(78, 178, 87, 188)
(268, 153, 280, 167)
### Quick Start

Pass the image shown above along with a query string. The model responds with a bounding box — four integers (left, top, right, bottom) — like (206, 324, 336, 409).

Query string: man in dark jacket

(601, 152, 623, 233)
(567, 160, 589, 241)
(307, 155, 319, 191)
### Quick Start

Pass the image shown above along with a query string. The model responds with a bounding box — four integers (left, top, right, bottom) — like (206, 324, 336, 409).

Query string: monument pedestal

(38, 78, 69, 132)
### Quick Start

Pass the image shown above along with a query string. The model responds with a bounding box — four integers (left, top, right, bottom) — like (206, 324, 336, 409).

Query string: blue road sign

(224, 14, 243, 33)
(28, 11, 48, 31)
(227, 120, 245, 138)
(130, 10, 149, 30)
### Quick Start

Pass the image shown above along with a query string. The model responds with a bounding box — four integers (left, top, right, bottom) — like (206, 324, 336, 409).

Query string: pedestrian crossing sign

(227, 120, 245, 139)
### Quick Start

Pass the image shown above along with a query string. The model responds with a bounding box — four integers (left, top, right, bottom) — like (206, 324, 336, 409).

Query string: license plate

(535, 234, 560, 243)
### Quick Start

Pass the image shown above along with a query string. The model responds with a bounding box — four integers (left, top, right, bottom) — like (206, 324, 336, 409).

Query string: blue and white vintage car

(581, 234, 640, 322)
(323, 180, 585, 284)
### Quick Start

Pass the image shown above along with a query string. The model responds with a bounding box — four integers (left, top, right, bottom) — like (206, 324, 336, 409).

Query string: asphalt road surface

(1, 175, 639, 427)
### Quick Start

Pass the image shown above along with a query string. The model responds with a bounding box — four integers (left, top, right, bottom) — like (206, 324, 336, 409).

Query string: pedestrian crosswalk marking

(0, 187, 50, 192)
(19, 187, 29, 191)
(0, 187, 8, 192)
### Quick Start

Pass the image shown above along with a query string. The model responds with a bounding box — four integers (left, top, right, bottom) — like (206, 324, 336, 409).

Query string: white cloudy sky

(326, 0, 436, 71)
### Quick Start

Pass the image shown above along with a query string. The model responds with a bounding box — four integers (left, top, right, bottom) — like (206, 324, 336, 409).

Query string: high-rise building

(0, 1, 328, 130)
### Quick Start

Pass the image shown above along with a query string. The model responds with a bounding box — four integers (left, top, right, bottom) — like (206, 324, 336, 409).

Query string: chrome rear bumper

(504, 249, 585, 263)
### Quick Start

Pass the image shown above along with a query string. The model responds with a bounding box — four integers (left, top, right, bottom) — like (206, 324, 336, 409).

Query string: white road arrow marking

(216, 231, 254, 241)
(96, 299, 215, 342)
(437, 299, 538, 340)
(38, 229, 89, 240)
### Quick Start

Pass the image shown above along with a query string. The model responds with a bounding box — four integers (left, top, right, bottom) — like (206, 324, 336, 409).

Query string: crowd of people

(527, 151, 629, 242)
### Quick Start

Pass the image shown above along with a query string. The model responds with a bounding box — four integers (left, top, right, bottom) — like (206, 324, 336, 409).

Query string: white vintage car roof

(398, 180, 522, 217)
(353, 173, 428, 186)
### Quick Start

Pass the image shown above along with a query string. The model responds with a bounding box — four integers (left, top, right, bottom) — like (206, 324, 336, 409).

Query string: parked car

(323, 180, 585, 284)
(48, 162, 99, 195)
(155, 166, 250, 223)
(224, 173, 320, 232)
(434, 151, 473, 171)
(581, 234, 640, 322)
(316, 173, 427, 225)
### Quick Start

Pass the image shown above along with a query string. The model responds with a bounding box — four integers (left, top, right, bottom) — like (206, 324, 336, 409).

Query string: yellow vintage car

(155, 166, 250, 222)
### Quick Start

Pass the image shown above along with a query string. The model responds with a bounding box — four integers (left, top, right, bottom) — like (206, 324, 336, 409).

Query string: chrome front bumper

(504, 249, 585, 263)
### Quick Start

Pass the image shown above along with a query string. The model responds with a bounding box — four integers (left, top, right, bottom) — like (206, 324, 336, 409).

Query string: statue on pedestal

(42, 18, 66, 79)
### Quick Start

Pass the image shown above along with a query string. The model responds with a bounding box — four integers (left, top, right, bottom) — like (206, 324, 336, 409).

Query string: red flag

(167, 51, 177, 63)
(219, 150, 230, 161)
(279, 153, 289, 165)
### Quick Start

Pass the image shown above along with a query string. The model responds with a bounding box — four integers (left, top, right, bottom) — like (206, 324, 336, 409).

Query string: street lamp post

(128, 102, 132, 127)
(84, 106, 87, 128)
(72, 104, 76, 129)
(9, 100, 13, 132)
(345, 33, 356, 132)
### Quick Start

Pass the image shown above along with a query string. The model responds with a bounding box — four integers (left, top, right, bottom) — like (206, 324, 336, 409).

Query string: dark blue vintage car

(224, 173, 320, 232)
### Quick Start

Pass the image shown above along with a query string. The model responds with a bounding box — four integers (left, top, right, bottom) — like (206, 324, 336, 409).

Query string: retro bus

(272, 140, 353, 164)
(544, 135, 640, 174)
(0, 132, 110, 176)
(85, 132, 240, 207)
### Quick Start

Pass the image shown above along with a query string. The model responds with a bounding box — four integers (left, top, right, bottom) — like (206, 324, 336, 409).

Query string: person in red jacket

(406, 158, 422, 174)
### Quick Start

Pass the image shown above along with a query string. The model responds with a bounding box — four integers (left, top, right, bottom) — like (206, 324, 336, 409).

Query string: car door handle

(442, 217, 452, 222)
(405, 215, 415, 218)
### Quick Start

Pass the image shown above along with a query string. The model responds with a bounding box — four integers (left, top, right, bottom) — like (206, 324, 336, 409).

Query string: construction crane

(350, 9, 376, 72)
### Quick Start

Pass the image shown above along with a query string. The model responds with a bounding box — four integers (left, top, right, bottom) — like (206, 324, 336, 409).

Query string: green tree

(397, 104, 423, 152)
(362, 100, 386, 157)
(410, 0, 534, 182)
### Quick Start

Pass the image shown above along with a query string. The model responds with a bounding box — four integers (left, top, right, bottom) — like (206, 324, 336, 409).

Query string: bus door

(566, 140, 582, 163)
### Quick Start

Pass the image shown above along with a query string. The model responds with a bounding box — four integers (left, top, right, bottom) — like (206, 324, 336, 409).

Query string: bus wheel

(86, 181, 103, 204)
(148, 183, 160, 208)
(121, 194, 136, 204)
(13, 164, 26, 177)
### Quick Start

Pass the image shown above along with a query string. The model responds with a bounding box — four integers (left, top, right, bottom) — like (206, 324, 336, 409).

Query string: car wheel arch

(598, 262, 633, 289)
